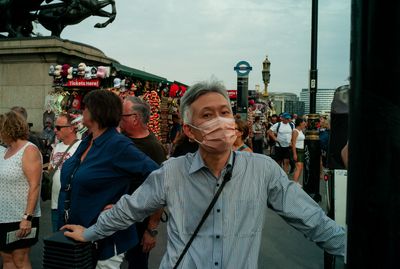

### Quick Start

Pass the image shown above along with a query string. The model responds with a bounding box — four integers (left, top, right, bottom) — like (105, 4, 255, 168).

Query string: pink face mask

(189, 117, 237, 153)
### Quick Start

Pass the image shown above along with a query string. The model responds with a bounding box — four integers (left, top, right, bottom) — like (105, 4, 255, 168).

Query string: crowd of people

(0, 80, 342, 269)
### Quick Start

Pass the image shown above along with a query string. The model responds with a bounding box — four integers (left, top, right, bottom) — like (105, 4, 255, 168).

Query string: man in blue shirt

(62, 80, 345, 269)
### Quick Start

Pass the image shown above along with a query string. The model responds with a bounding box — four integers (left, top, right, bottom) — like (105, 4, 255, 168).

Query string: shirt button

(215, 262, 219, 266)
(217, 184, 220, 187)
(216, 235, 220, 239)
(217, 209, 220, 213)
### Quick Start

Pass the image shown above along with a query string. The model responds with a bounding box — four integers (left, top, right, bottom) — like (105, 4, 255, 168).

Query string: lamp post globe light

(262, 55, 271, 97)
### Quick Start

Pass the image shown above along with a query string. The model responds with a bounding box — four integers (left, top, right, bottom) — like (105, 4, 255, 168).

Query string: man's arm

(291, 130, 299, 161)
(266, 161, 345, 256)
(267, 123, 278, 141)
(141, 208, 164, 253)
(63, 167, 166, 242)
(267, 129, 277, 142)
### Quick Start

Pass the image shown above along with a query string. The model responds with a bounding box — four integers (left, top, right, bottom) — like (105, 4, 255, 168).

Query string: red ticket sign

(64, 78, 100, 87)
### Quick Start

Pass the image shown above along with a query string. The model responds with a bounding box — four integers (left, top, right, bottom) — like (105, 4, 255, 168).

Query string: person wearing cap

(267, 112, 294, 173)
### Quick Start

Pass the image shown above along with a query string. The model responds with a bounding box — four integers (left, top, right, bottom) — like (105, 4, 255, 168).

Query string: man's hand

(61, 224, 87, 242)
(141, 230, 157, 253)
(102, 204, 113, 211)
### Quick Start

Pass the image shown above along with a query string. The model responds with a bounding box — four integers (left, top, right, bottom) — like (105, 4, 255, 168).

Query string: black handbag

(41, 170, 53, 201)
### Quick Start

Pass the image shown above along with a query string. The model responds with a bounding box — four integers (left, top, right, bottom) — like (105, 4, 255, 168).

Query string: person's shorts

(296, 148, 305, 162)
(0, 217, 40, 252)
(275, 146, 291, 161)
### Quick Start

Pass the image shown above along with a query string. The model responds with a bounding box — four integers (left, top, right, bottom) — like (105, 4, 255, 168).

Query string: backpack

(276, 121, 294, 135)
(268, 122, 294, 147)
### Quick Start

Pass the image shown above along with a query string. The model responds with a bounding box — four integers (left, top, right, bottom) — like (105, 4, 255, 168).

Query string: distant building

(299, 88, 336, 114)
(285, 101, 305, 116)
(268, 92, 305, 116)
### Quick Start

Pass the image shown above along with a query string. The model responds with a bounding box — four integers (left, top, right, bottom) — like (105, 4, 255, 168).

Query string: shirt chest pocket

(233, 199, 264, 236)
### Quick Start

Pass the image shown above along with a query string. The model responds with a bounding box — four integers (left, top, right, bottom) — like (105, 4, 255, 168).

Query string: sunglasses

(55, 125, 71, 131)
(121, 113, 137, 117)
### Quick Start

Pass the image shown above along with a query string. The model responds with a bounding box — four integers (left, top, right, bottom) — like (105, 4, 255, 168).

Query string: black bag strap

(173, 153, 236, 269)
(49, 139, 79, 178)
(62, 139, 81, 224)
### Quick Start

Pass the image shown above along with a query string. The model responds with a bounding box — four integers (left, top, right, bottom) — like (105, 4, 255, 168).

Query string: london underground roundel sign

(234, 61, 252, 76)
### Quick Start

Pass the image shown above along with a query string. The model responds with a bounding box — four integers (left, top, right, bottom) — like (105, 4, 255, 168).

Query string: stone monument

(0, 37, 116, 131)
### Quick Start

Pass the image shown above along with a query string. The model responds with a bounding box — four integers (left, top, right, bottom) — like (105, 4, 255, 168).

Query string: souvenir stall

(47, 61, 188, 145)
(105, 63, 169, 141)
(46, 62, 111, 137)
(161, 82, 187, 142)
(227, 90, 237, 114)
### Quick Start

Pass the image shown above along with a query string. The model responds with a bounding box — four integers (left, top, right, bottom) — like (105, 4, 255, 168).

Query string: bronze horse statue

(0, 0, 116, 38)
(0, 0, 43, 37)
(37, 0, 116, 37)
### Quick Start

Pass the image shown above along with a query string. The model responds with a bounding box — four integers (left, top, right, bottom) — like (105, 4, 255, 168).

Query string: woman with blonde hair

(0, 111, 42, 269)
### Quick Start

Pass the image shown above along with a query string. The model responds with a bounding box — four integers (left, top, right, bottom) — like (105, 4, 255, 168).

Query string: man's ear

(183, 124, 195, 140)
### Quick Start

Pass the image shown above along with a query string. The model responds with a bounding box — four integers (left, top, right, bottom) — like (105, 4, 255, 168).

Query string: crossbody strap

(236, 144, 248, 151)
(49, 139, 79, 178)
(173, 153, 236, 269)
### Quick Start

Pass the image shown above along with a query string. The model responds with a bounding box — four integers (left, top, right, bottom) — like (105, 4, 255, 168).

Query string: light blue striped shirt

(84, 151, 345, 268)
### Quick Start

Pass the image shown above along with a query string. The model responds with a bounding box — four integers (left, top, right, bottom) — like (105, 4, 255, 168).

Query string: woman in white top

(0, 111, 42, 269)
(291, 118, 306, 184)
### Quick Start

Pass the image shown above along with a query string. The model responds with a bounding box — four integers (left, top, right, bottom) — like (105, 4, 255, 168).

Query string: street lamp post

(262, 56, 271, 97)
(303, 0, 321, 203)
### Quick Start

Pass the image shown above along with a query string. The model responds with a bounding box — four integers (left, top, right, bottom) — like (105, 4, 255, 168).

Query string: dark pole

(303, 0, 321, 202)
(234, 61, 252, 120)
(309, 0, 318, 113)
(236, 77, 249, 120)
(346, 1, 400, 267)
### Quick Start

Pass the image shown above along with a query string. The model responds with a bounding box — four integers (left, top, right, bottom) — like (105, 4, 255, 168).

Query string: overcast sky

(36, 0, 351, 95)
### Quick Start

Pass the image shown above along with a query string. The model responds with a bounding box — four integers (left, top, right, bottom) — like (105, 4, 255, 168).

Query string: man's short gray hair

(125, 96, 151, 125)
(180, 80, 231, 124)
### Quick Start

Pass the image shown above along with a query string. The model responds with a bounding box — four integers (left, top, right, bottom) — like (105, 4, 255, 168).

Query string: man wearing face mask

(61, 80, 346, 269)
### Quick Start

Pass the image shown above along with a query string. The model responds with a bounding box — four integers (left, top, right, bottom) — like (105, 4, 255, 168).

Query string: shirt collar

(92, 128, 118, 147)
(188, 150, 235, 175)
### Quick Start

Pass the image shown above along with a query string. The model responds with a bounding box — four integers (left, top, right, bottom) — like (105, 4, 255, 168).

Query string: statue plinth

(0, 37, 117, 132)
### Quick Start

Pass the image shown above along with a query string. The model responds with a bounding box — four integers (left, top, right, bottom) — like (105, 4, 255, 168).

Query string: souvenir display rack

(47, 62, 187, 143)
